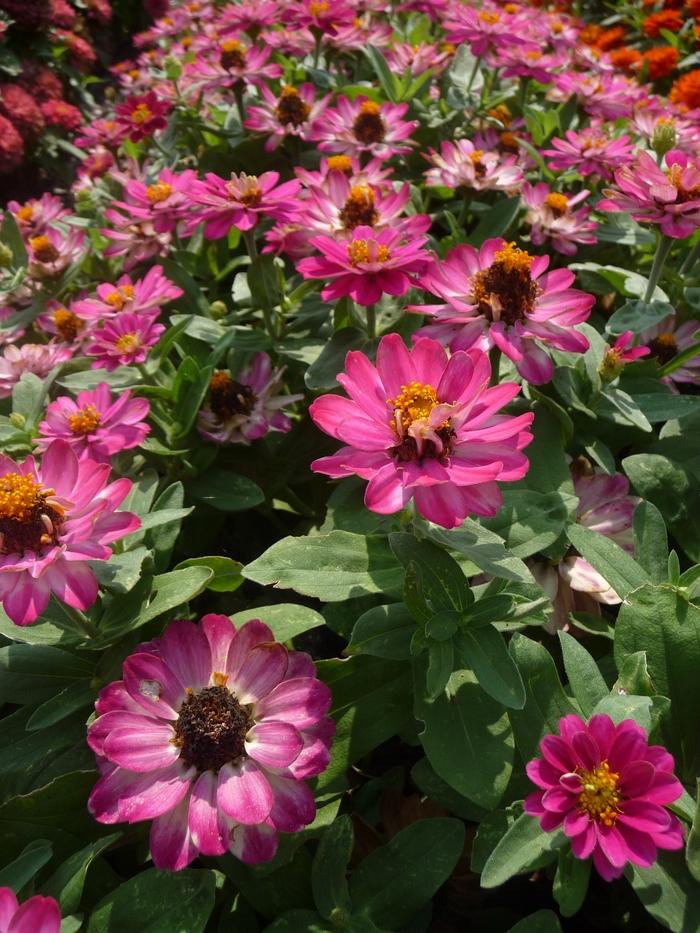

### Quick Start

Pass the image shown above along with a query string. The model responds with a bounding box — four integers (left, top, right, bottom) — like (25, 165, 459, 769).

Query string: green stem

(233, 81, 246, 125)
(243, 230, 258, 260)
(62, 604, 98, 639)
(643, 234, 672, 303)
(680, 240, 700, 276)
(489, 346, 501, 386)
(466, 55, 482, 93)
(365, 304, 377, 339)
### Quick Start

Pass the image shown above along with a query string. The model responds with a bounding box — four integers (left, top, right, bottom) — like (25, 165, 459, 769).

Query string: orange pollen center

(115, 332, 140, 353)
(53, 308, 84, 341)
(479, 10, 500, 23)
(105, 285, 135, 309)
(340, 184, 377, 230)
(347, 239, 391, 265)
(219, 39, 246, 68)
(68, 404, 101, 436)
(495, 241, 533, 273)
(577, 761, 622, 827)
(545, 192, 569, 215)
(327, 155, 353, 174)
(146, 182, 173, 203)
(220, 39, 244, 53)
(29, 235, 59, 263)
(389, 382, 441, 431)
(0, 473, 44, 522)
(310, 0, 329, 15)
(131, 103, 153, 124)
(488, 104, 511, 125)
(16, 205, 33, 222)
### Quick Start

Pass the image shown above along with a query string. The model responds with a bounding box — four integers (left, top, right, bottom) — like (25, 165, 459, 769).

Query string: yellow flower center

(0, 473, 44, 522)
(347, 240, 391, 265)
(340, 184, 377, 230)
(327, 155, 353, 174)
(29, 235, 59, 263)
(648, 331, 678, 365)
(219, 39, 246, 69)
(494, 241, 533, 274)
(0, 473, 64, 554)
(471, 242, 538, 325)
(545, 192, 569, 216)
(53, 308, 84, 342)
(16, 204, 33, 223)
(115, 332, 140, 353)
(479, 10, 500, 23)
(310, 0, 329, 15)
(209, 370, 256, 419)
(146, 182, 173, 203)
(68, 404, 101, 436)
(488, 103, 511, 125)
(131, 103, 153, 125)
(389, 382, 440, 431)
(577, 761, 621, 827)
(105, 285, 135, 309)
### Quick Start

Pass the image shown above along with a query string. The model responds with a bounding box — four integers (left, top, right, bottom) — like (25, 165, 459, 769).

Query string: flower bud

(9, 413, 26, 429)
(599, 346, 625, 383)
(652, 119, 677, 157)
(0, 242, 13, 268)
(209, 300, 228, 319)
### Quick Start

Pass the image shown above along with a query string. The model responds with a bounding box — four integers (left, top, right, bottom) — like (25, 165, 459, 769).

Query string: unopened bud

(598, 346, 625, 383)
(9, 413, 25, 429)
(652, 119, 677, 157)
(209, 300, 228, 319)
(0, 242, 13, 268)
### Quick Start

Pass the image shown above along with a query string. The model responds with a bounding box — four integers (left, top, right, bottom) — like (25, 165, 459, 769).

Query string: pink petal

(267, 773, 316, 832)
(254, 677, 331, 728)
(233, 643, 288, 704)
(230, 822, 278, 864)
(245, 721, 304, 768)
(217, 759, 273, 824)
(103, 722, 179, 772)
(188, 770, 226, 856)
(8, 897, 61, 933)
(150, 797, 198, 871)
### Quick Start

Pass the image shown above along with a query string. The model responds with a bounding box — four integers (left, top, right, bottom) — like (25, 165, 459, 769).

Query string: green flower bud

(9, 412, 26, 429)
(652, 119, 677, 158)
(209, 300, 228, 320)
(0, 242, 13, 268)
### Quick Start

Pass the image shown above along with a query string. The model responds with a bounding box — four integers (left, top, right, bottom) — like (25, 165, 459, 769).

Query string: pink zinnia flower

(543, 127, 634, 180)
(188, 171, 300, 240)
(424, 138, 524, 193)
(411, 239, 594, 384)
(0, 887, 61, 933)
(120, 169, 198, 234)
(525, 713, 684, 881)
(85, 311, 165, 371)
(0, 441, 139, 625)
(298, 225, 430, 306)
(27, 227, 86, 278)
(72, 265, 183, 323)
(87, 614, 334, 870)
(599, 331, 650, 382)
(640, 315, 700, 387)
(37, 383, 150, 463)
(0, 343, 73, 398)
(184, 40, 281, 92)
(522, 183, 598, 257)
(75, 117, 128, 150)
(101, 205, 171, 271)
(309, 97, 417, 161)
(245, 83, 330, 152)
(8, 192, 67, 236)
(310, 334, 534, 528)
(445, 5, 526, 56)
(599, 149, 700, 239)
(197, 354, 302, 445)
(114, 91, 171, 142)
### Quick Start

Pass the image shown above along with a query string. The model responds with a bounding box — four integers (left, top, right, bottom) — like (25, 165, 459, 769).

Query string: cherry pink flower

(0, 441, 139, 626)
(74, 117, 128, 150)
(37, 384, 151, 463)
(120, 169, 198, 234)
(184, 40, 281, 92)
(445, 4, 526, 56)
(385, 40, 453, 77)
(424, 138, 524, 193)
(551, 73, 642, 122)
(600, 331, 650, 382)
(640, 315, 700, 387)
(522, 183, 598, 257)
(281, 0, 355, 31)
(525, 713, 684, 881)
(101, 205, 171, 270)
(310, 334, 534, 528)
(297, 225, 430, 306)
(543, 127, 635, 181)
(494, 46, 566, 85)
(0, 343, 73, 398)
(295, 154, 393, 192)
(7, 192, 67, 237)
(188, 171, 300, 239)
(245, 84, 330, 152)
(85, 311, 165, 371)
(309, 96, 417, 161)
(87, 614, 334, 870)
(217, 0, 280, 34)
(72, 265, 183, 323)
(411, 238, 594, 384)
(197, 354, 302, 445)
(599, 149, 700, 239)
(0, 888, 61, 933)
(114, 91, 171, 142)
(27, 227, 87, 279)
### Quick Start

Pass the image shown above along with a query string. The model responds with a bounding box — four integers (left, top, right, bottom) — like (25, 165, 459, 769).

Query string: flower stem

(466, 55, 482, 93)
(680, 240, 700, 276)
(489, 346, 501, 386)
(243, 229, 258, 260)
(62, 604, 98, 639)
(366, 304, 377, 339)
(643, 234, 672, 303)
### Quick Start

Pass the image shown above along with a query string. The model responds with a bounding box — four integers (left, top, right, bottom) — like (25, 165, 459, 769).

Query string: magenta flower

(245, 83, 331, 152)
(445, 5, 526, 56)
(310, 334, 534, 528)
(297, 225, 430, 306)
(0, 343, 73, 399)
(0, 441, 139, 626)
(72, 265, 183, 323)
(309, 96, 417, 161)
(121, 169, 198, 234)
(37, 383, 150, 463)
(525, 714, 684, 881)
(114, 91, 171, 142)
(411, 238, 594, 384)
(543, 128, 635, 181)
(600, 331, 650, 382)
(198, 353, 302, 445)
(522, 183, 598, 257)
(27, 227, 86, 279)
(85, 311, 165, 371)
(640, 315, 700, 388)
(0, 888, 60, 933)
(599, 149, 700, 239)
(188, 171, 301, 240)
(88, 614, 334, 870)
(424, 138, 524, 193)
(183, 40, 282, 94)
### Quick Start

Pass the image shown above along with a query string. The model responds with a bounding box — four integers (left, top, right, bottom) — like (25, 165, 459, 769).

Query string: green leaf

(414, 664, 513, 809)
(311, 815, 353, 921)
(613, 651, 654, 697)
(26, 682, 96, 732)
(480, 812, 563, 889)
(87, 868, 216, 933)
(558, 632, 608, 718)
(482, 490, 569, 558)
(175, 556, 243, 592)
(43, 834, 121, 914)
(0, 839, 53, 891)
(349, 819, 464, 928)
(686, 781, 700, 883)
(305, 328, 367, 390)
(229, 604, 324, 643)
(243, 532, 404, 602)
(1, 211, 27, 266)
(565, 523, 649, 600)
(0, 646, 92, 706)
(455, 626, 526, 709)
(507, 911, 563, 933)
(348, 603, 414, 660)
(189, 468, 264, 512)
(508, 634, 577, 764)
(426, 640, 454, 700)
(606, 299, 675, 335)
(552, 847, 590, 917)
(469, 197, 520, 243)
(628, 850, 700, 933)
(633, 393, 700, 423)
(424, 520, 533, 584)
(364, 46, 399, 102)
(633, 501, 669, 583)
(389, 533, 472, 614)
(247, 254, 280, 311)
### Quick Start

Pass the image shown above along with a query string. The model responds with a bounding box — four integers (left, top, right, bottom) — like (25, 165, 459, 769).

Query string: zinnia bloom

(37, 383, 151, 462)
(641, 315, 700, 387)
(72, 265, 183, 322)
(411, 239, 594, 384)
(640, 46, 679, 81)
(114, 92, 171, 142)
(245, 83, 330, 152)
(525, 713, 684, 880)
(424, 138, 523, 193)
(85, 311, 165, 371)
(543, 128, 635, 181)
(670, 69, 700, 110)
(309, 96, 417, 161)
(88, 614, 334, 870)
(0, 441, 139, 625)
(445, 4, 525, 56)
(642, 9, 683, 37)
(0, 888, 61, 933)
(0, 343, 73, 398)
(188, 171, 300, 240)
(197, 354, 302, 445)
(599, 149, 700, 238)
(522, 184, 598, 256)
(310, 334, 534, 528)
(599, 331, 650, 382)
(297, 225, 430, 306)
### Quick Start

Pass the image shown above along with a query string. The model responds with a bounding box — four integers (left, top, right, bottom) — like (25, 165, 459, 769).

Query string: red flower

(0, 0, 51, 29)
(23, 65, 63, 102)
(41, 99, 83, 132)
(54, 30, 98, 73)
(642, 9, 683, 36)
(0, 83, 44, 140)
(115, 92, 171, 142)
(640, 46, 679, 80)
(49, 0, 77, 28)
(0, 114, 24, 174)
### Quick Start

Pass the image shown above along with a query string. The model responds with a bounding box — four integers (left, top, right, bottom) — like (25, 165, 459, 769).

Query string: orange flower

(642, 9, 683, 36)
(610, 47, 643, 72)
(641, 45, 679, 79)
(580, 23, 602, 45)
(670, 68, 700, 108)
(688, 0, 700, 16)
(596, 25, 626, 50)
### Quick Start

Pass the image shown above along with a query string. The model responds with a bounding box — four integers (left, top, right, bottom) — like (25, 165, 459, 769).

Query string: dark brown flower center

(339, 184, 378, 230)
(471, 242, 539, 325)
(29, 235, 59, 264)
(648, 332, 677, 365)
(209, 371, 256, 420)
(219, 39, 247, 70)
(53, 308, 84, 342)
(275, 86, 311, 127)
(353, 101, 386, 145)
(173, 684, 251, 772)
(0, 473, 65, 555)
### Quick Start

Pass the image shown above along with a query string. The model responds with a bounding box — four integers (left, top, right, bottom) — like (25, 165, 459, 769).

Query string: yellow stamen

(115, 332, 140, 353)
(0, 474, 44, 522)
(131, 103, 153, 125)
(545, 192, 569, 215)
(53, 308, 84, 342)
(389, 382, 440, 431)
(577, 761, 621, 828)
(146, 182, 173, 204)
(347, 239, 390, 265)
(105, 285, 135, 310)
(478, 10, 500, 23)
(327, 155, 353, 174)
(68, 404, 101, 436)
(29, 235, 59, 263)
(15, 205, 33, 223)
